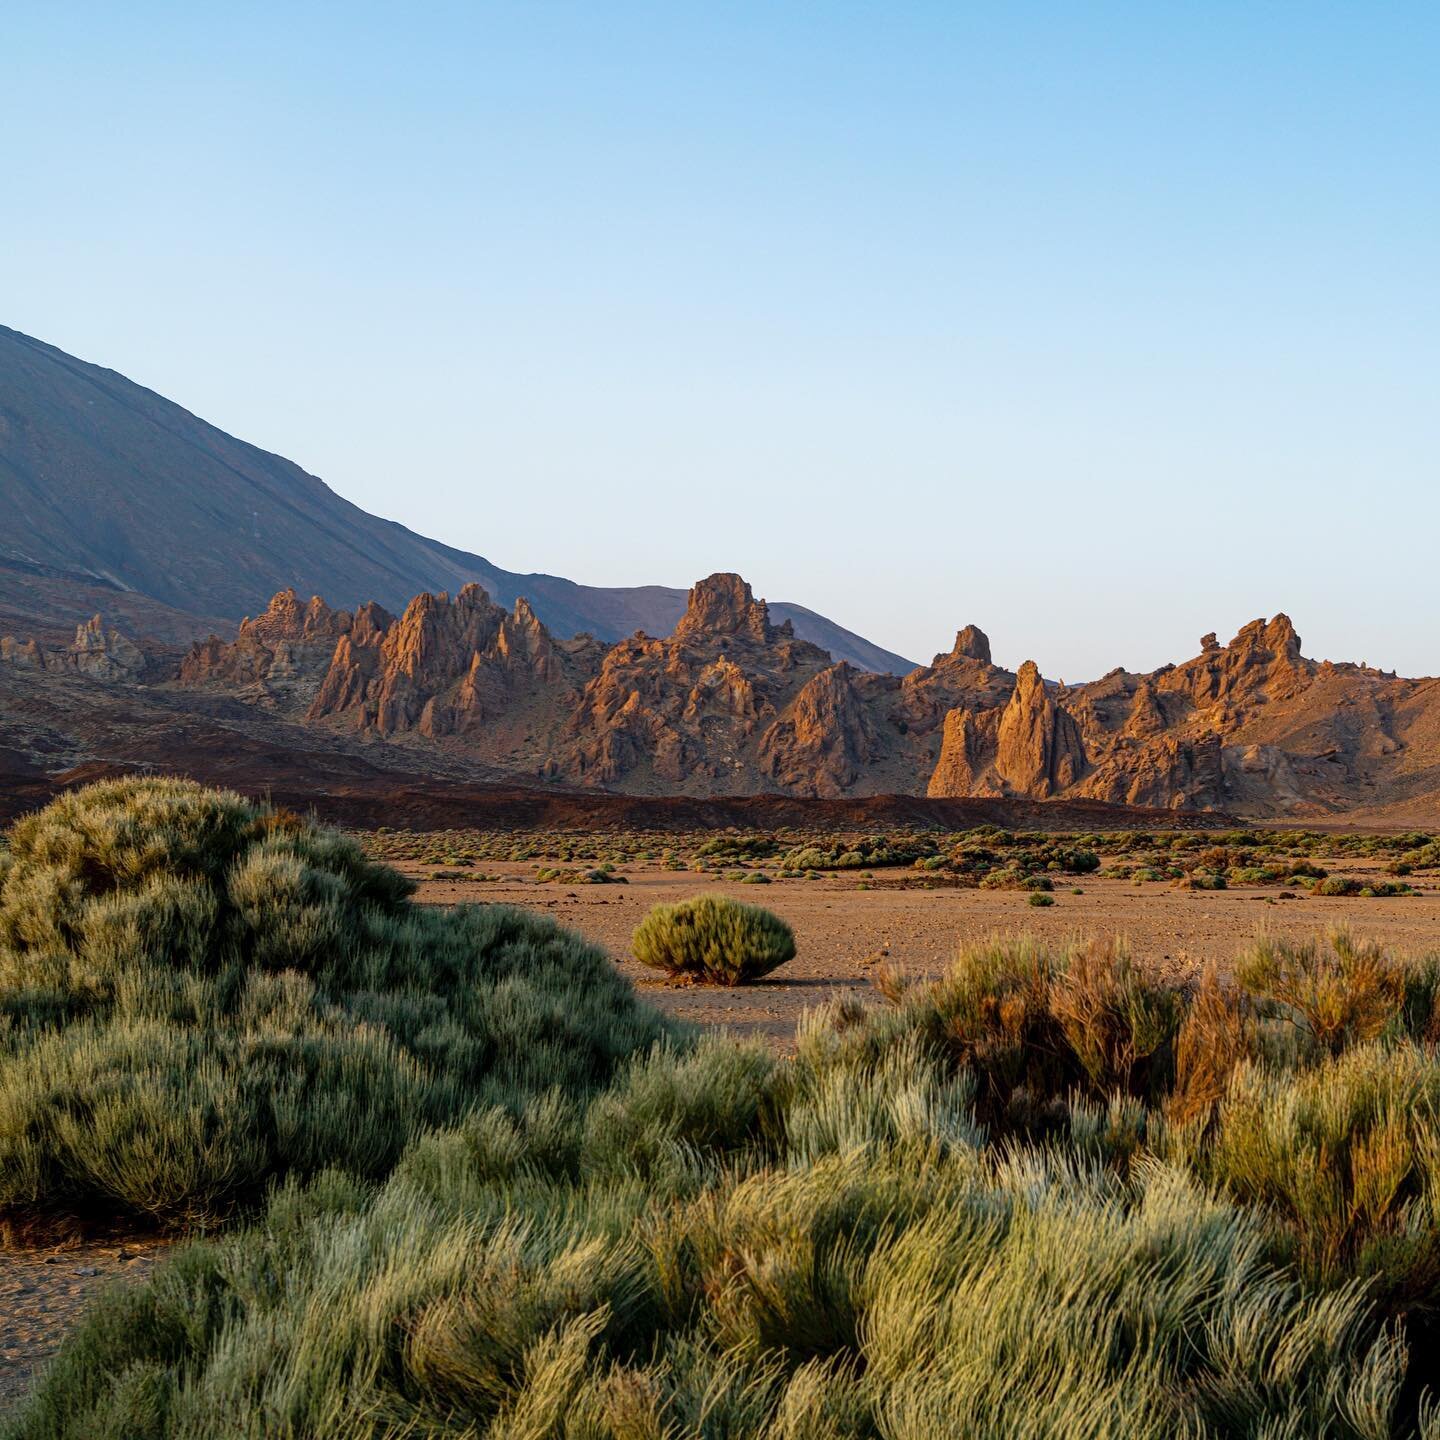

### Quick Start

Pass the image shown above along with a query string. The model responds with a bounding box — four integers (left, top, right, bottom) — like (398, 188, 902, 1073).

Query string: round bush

(632, 895, 795, 985)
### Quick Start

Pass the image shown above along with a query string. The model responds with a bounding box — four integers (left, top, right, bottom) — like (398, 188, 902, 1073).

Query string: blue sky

(5, 2, 1437, 677)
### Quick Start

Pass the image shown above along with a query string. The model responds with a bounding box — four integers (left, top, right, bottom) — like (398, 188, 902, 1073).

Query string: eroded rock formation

(170, 581, 1440, 816)
(180, 590, 351, 705)
(1, 614, 145, 682)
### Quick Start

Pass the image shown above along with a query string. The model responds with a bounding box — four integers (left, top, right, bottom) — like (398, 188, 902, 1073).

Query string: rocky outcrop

(168, 586, 1440, 816)
(995, 662, 1088, 797)
(950, 625, 992, 664)
(673, 572, 781, 646)
(180, 589, 351, 705)
(1, 614, 145, 682)
(556, 575, 834, 791)
(1166, 614, 1312, 712)
(927, 660, 1087, 800)
(0, 635, 45, 669)
(306, 585, 601, 746)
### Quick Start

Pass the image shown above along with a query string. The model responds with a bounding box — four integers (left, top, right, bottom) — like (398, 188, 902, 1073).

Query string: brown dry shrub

(1048, 939, 1182, 1099)
(1235, 929, 1406, 1056)
(1168, 965, 1257, 1126)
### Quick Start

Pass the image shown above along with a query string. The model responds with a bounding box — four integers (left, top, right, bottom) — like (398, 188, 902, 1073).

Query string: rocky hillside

(0, 324, 913, 672)
(166, 571, 1440, 817)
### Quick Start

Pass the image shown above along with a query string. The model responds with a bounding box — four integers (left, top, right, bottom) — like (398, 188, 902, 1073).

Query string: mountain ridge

(0, 324, 914, 672)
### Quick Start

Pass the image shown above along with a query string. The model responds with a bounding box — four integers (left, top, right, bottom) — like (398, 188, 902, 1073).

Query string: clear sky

(5, 2, 1437, 678)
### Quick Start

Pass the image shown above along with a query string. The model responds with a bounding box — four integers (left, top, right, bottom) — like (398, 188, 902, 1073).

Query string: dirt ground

(0, 1236, 170, 1408)
(405, 857, 1440, 1048)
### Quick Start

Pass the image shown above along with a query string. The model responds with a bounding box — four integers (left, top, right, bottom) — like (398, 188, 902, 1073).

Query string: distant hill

(0, 325, 915, 672)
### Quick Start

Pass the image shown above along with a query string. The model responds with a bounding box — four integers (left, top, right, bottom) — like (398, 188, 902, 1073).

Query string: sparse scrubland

(11, 786, 1440, 1436)
(366, 822, 1440, 899)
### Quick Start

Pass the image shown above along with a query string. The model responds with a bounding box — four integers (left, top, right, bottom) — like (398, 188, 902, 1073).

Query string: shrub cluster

(693, 833, 779, 861)
(0, 779, 674, 1231)
(780, 833, 937, 872)
(19, 926, 1440, 1438)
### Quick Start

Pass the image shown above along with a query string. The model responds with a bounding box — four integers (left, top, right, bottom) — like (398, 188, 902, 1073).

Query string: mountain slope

(0, 325, 914, 671)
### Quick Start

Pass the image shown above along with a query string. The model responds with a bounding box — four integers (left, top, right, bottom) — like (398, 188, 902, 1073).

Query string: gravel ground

(0, 1237, 171, 1410)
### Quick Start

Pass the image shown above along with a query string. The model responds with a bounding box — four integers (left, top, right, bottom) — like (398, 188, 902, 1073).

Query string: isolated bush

(0, 778, 674, 1230)
(632, 895, 795, 984)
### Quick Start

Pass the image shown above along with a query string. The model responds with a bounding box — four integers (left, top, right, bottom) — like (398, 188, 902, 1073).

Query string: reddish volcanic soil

(404, 858, 1440, 1048)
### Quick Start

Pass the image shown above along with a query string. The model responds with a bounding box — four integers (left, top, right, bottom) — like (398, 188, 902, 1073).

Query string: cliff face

(171, 580, 1440, 816)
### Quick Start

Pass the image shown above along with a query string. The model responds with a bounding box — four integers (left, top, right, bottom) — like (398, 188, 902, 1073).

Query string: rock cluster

(180, 590, 351, 705)
(175, 579, 1435, 815)
(1, 614, 145, 682)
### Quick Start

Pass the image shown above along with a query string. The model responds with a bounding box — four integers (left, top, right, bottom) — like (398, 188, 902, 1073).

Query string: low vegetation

(359, 822, 1438, 899)
(0, 779, 674, 1232)
(17, 920, 1440, 1436)
(631, 894, 795, 985)
(10, 786, 1440, 1436)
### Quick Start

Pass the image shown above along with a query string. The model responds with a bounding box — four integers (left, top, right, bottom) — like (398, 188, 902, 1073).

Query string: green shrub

(631, 895, 795, 985)
(0, 779, 674, 1231)
(694, 833, 778, 861)
(1027, 891, 1055, 907)
(1195, 1043, 1440, 1298)
(1315, 875, 1413, 898)
(14, 942, 1432, 1440)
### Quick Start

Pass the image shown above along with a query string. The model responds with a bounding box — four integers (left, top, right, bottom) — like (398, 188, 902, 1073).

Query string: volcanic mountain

(5, 324, 1438, 821)
(0, 324, 912, 671)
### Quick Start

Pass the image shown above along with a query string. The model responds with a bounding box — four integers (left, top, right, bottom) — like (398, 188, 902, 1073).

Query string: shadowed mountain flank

(0, 324, 913, 671)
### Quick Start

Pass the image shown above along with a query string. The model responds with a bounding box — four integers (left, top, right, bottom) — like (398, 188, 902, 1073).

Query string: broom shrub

(631, 895, 795, 984)
(12, 789, 1440, 1437)
(0, 778, 675, 1230)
